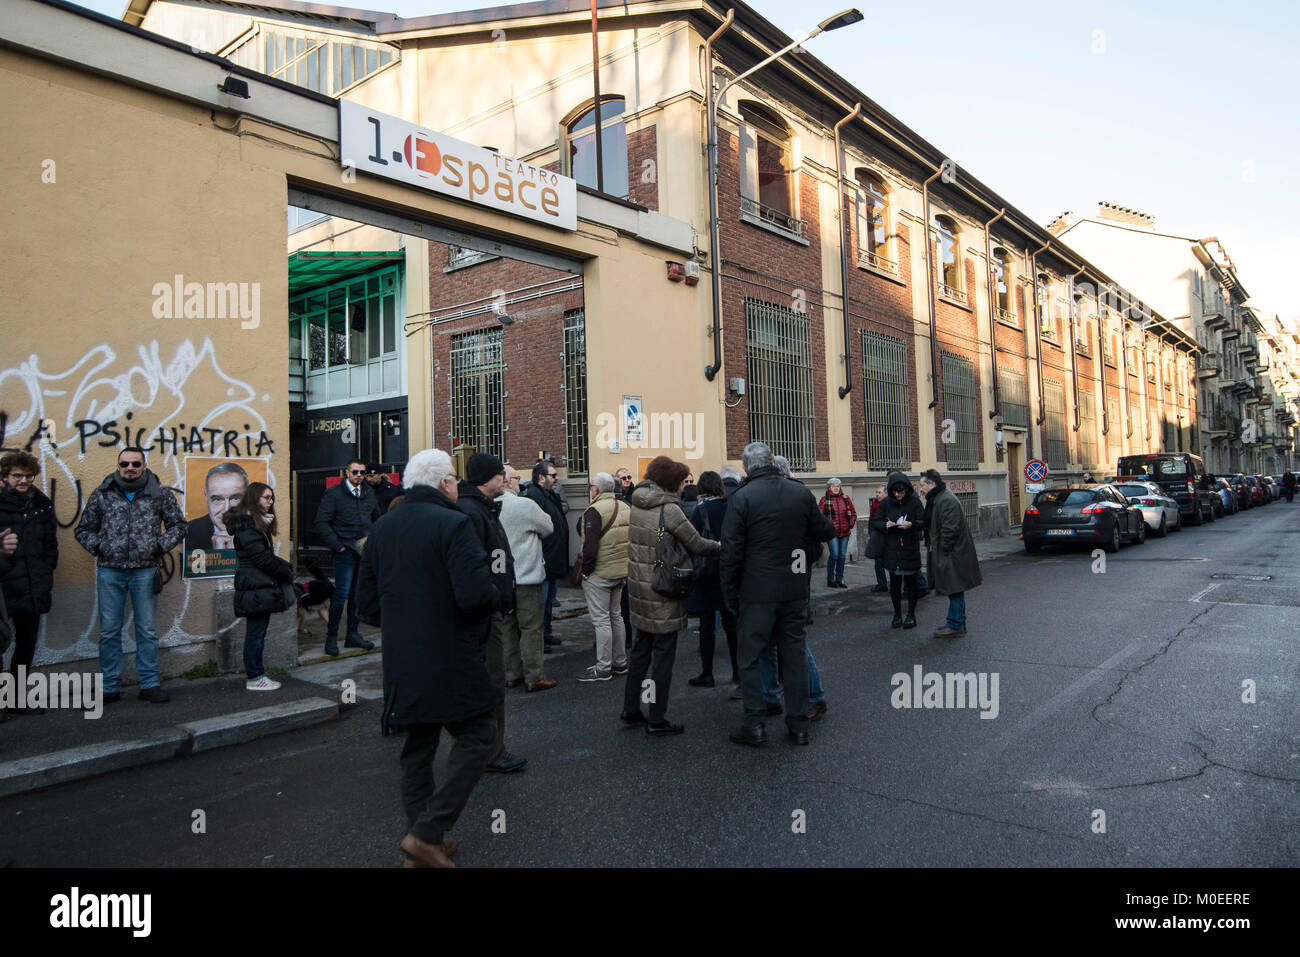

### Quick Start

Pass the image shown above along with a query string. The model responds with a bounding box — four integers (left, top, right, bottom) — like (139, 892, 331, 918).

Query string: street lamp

(703, 8, 863, 381)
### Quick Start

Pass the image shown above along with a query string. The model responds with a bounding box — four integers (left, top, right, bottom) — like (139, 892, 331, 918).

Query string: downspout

(1121, 313, 1133, 441)
(1029, 240, 1050, 453)
(1069, 266, 1087, 434)
(983, 208, 1006, 420)
(922, 168, 943, 410)
(703, 8, 735, 382)
(1098, 292, 1109, 445)
(835, 102, 862, 400)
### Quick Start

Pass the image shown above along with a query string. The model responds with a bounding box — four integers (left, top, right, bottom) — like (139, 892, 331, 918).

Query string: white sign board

(339, 100, 577, 231)
(621, 395, 644, 445)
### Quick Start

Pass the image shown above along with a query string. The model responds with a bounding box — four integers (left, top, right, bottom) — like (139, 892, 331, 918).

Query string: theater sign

(339, 100, 578, 231)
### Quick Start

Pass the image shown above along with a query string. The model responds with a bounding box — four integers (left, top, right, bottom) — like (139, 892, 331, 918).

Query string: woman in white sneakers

(227, 482, 295, 690)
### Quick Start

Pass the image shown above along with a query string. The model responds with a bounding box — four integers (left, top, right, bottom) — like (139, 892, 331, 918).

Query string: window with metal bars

(745, 299, 815, 471)
(998, 369, 1028, 428)
(449, 328, 504, 460)
(562, 309, 589, 475)
(860, 330, 910, 469)
(1079, 389, 1098, 467)
(1044, 381, 1068, 468)
(954, 491, 979, 532)
(940, 352, 978, 470)
(1107, 396, 1120, 457)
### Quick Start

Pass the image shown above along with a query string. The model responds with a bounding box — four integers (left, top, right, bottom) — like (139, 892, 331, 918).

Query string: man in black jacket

(457, 453, 527, 775)
(366, 464, 404, 513)
(314, 459, 381, 655)
(524, 459, 569, 648)
(721, 442, 835, 747)
(357, 448, 499, 868)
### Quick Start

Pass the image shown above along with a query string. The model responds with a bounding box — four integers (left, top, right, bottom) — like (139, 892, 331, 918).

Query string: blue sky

(75, 0, 1299, 324)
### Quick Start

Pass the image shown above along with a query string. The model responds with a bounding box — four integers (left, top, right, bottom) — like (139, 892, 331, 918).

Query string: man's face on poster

(206, 472, 247, 533)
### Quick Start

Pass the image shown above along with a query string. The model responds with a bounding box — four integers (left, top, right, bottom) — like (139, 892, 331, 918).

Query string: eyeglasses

(348, 468, 366, 475)
(8, 473, 34, 481)
(119, 461, 144, 469)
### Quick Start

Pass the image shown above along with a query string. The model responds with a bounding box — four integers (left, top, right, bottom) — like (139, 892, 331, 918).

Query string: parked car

(1263, 475, 1280, 501)
(1243, 475, 1266, 506)
(1214, 478, 1239, 515)
(1113, 480, 1182, 536)
(1228, 473, 1252, 509)
(1115, 452, 1218, 525)
(1022, 484, 1147, 554)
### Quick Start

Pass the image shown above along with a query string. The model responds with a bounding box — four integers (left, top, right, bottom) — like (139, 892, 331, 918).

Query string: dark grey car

(1022, 484, 1147, 554)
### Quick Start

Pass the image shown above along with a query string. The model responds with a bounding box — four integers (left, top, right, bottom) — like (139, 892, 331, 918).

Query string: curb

(0, 696, 340, 799)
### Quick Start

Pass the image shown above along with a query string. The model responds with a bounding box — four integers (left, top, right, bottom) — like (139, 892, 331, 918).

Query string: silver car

(1115, 481, 1181, 537)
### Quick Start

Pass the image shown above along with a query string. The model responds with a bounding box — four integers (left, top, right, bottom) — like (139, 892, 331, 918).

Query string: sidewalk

(1, 535, 1022, 799)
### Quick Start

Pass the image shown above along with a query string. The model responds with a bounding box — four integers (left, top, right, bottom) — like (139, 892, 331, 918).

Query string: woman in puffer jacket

(869, 471, 925, 629)
(227, 482, 295, 691)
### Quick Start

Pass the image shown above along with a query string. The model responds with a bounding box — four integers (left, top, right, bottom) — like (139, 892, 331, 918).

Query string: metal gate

(861, 329, 909, 469)
(941, 352, 978, 470)
(745, 298, 815, 471)
(562, 308, 588, 475)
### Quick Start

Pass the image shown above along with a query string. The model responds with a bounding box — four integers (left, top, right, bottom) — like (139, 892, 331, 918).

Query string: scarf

(113, 470, 150, 495)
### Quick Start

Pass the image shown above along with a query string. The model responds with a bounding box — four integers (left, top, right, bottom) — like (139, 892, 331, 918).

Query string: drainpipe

(922, 168, 943, 410)
(1099, 292, 1109, 444)
(1069, 265, 1087, 433)
(1029, 239, 1050, 447)
(703, 8, 735, 382)
(1121, 313, 1133, 441)
(835, 102, 862, 400)
(983, 207, 1006, 420)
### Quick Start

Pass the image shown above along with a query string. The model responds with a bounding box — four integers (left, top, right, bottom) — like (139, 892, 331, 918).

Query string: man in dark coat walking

(457, 453, 527, 774)
(917, 468, 982, 638)
(721, 442, 835, 746)
(1283, 469, 1296, 503)
(357, 448, 500, 868)
(524, 459, 569, 648)
(314, 458, 381, 654)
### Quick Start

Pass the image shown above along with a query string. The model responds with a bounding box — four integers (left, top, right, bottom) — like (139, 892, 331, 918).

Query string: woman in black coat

(227, 482, 295, 691)
(869, 471, 924, 629)
(684, 472, 736, 687)
(0, 452, 59, 709)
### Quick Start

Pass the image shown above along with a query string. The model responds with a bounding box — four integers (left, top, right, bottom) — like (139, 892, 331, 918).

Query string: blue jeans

(917, 568, 929, 591)
(946, 591, 966, 630)
(327, 548, 362, 642)
(97, 566, 160, 692)
(244, 613, 270, 680)
(759, 643, 824, 704)
(873, 558, 887, 587)
(542, 574, 560, 640)
(826, 535, 849, 585)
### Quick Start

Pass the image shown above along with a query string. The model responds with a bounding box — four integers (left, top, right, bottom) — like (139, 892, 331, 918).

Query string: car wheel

(1206, 504, 1216, 523)
(1189, 506, 1204, 526)
(1154, 515, 1167, 538)
(1134, 519, 1146, 545)
(1024, 540, 1040, 554)
(1173, 511, 1183, 531)
(1104, 522, 1120, 554)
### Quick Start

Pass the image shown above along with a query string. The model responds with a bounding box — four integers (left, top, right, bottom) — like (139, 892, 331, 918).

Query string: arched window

(1037, 273, 1056, 340)
(855, 170, 892, 271)
(565, 96, 628, 198)
(738, 101, 799, 234)
(934, 214, 962, 300)
(992, 247, 1011, 319)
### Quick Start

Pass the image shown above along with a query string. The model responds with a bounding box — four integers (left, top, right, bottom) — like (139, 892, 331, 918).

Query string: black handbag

(693, 503, 720, 583)
(651, 505, 697, 599)
(864, 528, 885, 560)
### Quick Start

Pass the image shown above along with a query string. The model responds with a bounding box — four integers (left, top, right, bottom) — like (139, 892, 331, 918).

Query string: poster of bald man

(182, 456, 269, 580)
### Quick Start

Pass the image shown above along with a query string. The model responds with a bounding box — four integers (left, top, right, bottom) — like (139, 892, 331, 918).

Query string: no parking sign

(1025, 458, 1047, 495)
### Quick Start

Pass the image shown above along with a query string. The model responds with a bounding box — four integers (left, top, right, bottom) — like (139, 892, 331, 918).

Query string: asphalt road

(3, 502, 1297, 867)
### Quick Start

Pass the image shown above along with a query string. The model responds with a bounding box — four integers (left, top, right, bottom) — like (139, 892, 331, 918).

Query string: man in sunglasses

(314, 458, 381, 655)
(75, 447, 187, 703)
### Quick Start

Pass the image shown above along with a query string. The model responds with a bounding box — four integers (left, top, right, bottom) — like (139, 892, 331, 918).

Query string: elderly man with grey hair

(720, 442, 834, 746)
(357, 447, 501, 868)
(576, 471, 630, 681)
(720, 464, 744, 498)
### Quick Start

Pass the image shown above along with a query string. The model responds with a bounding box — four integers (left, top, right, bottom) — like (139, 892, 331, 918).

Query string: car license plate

(1047, 529, 1073, 536)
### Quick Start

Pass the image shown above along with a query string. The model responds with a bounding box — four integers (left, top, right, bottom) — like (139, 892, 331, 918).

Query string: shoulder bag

(651, 504, 697, 599)
(693, 503, 720, 583)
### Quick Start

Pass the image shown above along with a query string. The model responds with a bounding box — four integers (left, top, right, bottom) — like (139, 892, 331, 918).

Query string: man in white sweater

(499, 465, 558, 692)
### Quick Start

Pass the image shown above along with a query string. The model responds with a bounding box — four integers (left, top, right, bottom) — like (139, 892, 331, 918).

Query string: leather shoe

(934, 626, 966, 638)
(646, 720, 684, 735)
(505, 678, 524, 689)
(806, 700, 827, 722)
(402, 837, 456, 867)
(620, 710, 648, 725)
(485, 751, 527, 773)
(788, 729, 810, 745)
(103, 692, 122, 704)
(765, 700, 783, 717)
(729, 685, 745, 700)
(324, 642, 340, 656)
(729, 724, 766, 746)
(543, 636, 563, 647)
(902, 616, 917, 629)
(525, 678, 557, 693)
(138, 687, 169, 703)
(688, 674, 715, 687)
(891, 616, 903, 628)
(344, 637, 376, 650)
(399, 833, 454, 868)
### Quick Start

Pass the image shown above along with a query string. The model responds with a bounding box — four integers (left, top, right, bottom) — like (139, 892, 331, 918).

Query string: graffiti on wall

(0, 338, 279, 662)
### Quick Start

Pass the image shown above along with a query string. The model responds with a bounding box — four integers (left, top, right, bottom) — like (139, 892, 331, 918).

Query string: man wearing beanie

(457, 453, 527, 773)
